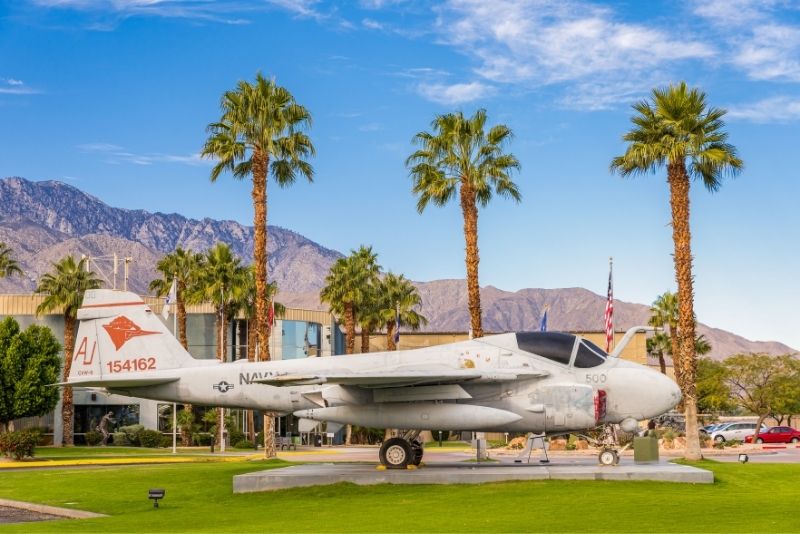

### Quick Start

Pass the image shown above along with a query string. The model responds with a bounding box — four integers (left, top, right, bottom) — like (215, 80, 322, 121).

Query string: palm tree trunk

(247, 319, 257, 362)
(61, 314, 76, 446)
(668, 162, 701, 461)
(253, 149, 270, 361)
(360, 327, 370, 354)
(658, 354, 666, 375)
(386, 321, 396, 351)
(344, 302, 355, 355)
(460, 181, 483, 338)
(177, 281, 188, 350)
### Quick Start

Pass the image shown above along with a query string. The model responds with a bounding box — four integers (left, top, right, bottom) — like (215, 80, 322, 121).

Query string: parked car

(710, 422, 768, 443)
(700, 424, 723, 434)
(744, 426, 800, 444)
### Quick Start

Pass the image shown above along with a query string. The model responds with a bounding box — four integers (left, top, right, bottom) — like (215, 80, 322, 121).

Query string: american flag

(604, 260, 614, 352)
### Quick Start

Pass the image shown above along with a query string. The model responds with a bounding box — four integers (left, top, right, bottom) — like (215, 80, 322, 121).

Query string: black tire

(379, 438, 413, 469)
(411, 441, 423, 466)
(598, 449, 618, 466)
(714, 435, 725, 443)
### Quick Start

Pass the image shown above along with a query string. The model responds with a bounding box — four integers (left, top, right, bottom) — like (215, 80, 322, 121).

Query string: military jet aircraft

(64, 289, 681, 468)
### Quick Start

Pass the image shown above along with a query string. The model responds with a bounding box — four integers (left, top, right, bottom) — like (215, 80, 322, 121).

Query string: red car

(744, 426, 800, 444)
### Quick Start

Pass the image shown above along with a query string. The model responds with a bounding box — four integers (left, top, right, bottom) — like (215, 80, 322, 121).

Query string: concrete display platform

(233, 461, 713, 493)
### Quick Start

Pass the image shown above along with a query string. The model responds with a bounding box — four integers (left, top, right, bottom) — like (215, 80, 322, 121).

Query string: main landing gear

(379, 431, 424, 469)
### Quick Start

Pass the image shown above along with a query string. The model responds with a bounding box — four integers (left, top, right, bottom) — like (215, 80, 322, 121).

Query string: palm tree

(0, 243, 23, 279)
(202, 73, 314, 370)
(228, 269, 284, 444)
(35, 256, 102, 446)
(356, 281, 382, 354)
(190, 243, 249, 452)
(648, 291, 679, 375)
(406, 109, 521, 338)
(611, 82, 742, 460)
(149, 247, 202, 445)
(378, 273, 427, 351)
(149, 247, 202, 350)
(320, 246, 380, 355)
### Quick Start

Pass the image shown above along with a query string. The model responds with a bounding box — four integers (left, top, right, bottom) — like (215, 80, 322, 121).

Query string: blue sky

(1, 0, 799, 349)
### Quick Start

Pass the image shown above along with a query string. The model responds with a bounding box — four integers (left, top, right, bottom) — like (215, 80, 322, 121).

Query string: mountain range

(0, 176, 795, 360)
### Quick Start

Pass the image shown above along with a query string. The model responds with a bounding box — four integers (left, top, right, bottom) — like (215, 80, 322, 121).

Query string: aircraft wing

(254, 368, 547, 388)
(58, 376, 180, 388)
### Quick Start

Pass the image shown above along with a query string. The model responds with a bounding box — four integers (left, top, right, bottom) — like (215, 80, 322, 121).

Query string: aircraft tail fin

(67, 289, 204, 385)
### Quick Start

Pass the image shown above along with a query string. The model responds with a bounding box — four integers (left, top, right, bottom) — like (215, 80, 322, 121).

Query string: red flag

(604, 260, 614, 352)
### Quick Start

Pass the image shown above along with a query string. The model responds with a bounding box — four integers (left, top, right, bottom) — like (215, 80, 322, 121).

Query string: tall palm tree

(378, 273, 427, 351)
(611, 82, 742, 460)
(149, 247, 202, 350)
(0, 243, 23, 279)
(406, 109, 521, 338)
(356, 281, 382, 354)
(202, 73, 314, 370)
(35, 256, 102, 446)
(320, 246, 380, 355)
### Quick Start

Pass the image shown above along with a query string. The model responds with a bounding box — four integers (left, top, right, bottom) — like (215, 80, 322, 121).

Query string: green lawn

(0, 460, 797, 532)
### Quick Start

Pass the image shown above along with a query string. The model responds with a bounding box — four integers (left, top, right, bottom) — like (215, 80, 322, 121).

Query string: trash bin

(314, 434, 323, 447)
(633, 437, 659, 463)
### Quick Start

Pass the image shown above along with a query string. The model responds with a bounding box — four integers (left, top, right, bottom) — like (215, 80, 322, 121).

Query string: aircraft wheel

(756, 438, 763, 444)
(411, 440, 424, 466)
(598, 449, 618, 466)
(380, 438, 413, 469)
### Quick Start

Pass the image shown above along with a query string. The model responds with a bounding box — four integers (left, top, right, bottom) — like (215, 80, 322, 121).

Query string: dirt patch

(0, 505, 61, 524)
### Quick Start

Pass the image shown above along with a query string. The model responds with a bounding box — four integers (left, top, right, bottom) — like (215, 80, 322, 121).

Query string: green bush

(85, 430, 103, 446)
(229, 428, 246, 446)
(0, 430, 41, 460)
(193, 432, 213, 446)
(256, 431, 264, 448)
(138, 429, 163, 448)
(160, 435, 174, 448)
(111, 432, 127, 446)
(118, 424, 144, 446)
(233, 440, 256, 449)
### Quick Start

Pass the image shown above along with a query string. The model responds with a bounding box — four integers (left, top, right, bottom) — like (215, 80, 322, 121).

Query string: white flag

(162, 278, 177, 320)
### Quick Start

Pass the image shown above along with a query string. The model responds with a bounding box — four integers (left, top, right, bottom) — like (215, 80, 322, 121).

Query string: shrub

(193, 432, 213, 446)
(229, 428, 246, 446)
(111, 432, 127, 446)
(160, 435, 174, 448)
(118, 424, 145, 446)
(256, 431, 264, 448)
(233, 440, 256, 449)
(85, 430, 103, 446)
(0, 430, 41, 460)
(138, 429, 163, 448)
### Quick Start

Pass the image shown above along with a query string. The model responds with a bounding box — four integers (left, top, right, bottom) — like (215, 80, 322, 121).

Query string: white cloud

(728, 96, 800, 123)
(732, 24, 800, 81)
(362, 17, 384, 30)
(438, 0, 713, 84)
(0, 78, 40, 95)
(78, 142, 209, 166)
(416, 81, 495, 105)
(690, 0, 781, 28)
(358, 122, 383, 132)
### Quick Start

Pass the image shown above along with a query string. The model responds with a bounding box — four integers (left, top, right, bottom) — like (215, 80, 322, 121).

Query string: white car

(710, 422, 767, 443)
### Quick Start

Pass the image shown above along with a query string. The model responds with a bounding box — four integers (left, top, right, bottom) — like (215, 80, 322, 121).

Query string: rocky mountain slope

(0, 176, 795, 360)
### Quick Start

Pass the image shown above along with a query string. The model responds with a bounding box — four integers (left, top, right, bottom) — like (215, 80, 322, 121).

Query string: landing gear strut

(379, 430, 423, 469)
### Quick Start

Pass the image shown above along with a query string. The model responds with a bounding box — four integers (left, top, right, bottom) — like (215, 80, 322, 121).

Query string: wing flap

(56, 377, 179, 388)
(255, 368, 547, 388)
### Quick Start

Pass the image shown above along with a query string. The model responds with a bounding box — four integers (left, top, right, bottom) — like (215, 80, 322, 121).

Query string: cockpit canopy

(514, 332, 608, 368)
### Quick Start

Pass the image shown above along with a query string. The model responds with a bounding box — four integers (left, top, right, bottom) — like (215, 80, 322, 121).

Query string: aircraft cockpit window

(515, 332, 575, 366)
(574, 341, 607, 368)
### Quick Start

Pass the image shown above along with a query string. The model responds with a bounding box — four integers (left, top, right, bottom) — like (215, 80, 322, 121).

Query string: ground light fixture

(148, 488, 166, 508)
(738, 453, 749, 464)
